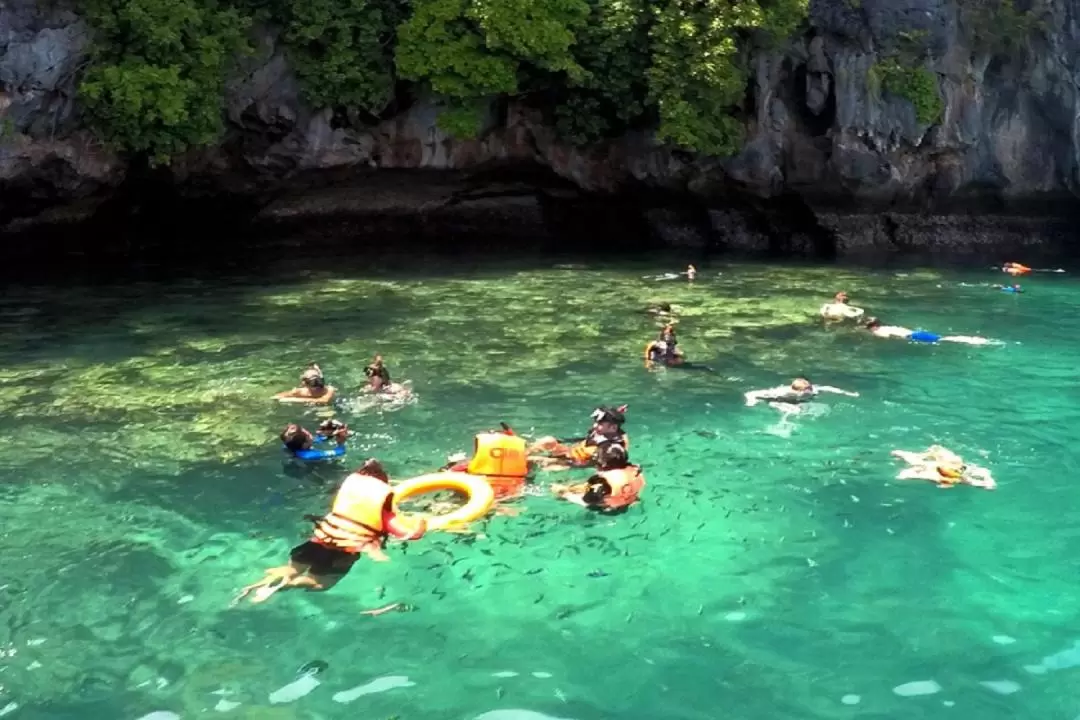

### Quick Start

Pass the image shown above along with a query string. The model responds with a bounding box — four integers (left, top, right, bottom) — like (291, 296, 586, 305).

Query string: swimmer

(234, 459, 427, 604)
(687, 264, 697, 281)
(863, 317, 996, 345)
(995, 284, 1024, 294)
(275, 363, 336, 404)
(744, 376, 858, 414)
(642, 301, 678, 318)
(890, 445, 996, 490)
(363, 355, 392, 392)
(1002, 262, 1031, 276)
(280, 419, 349, 457)
(550, 443, 645, 512)
(644, 324, 686, 368)
(528, 405, 629, 470)
(820, 291, 865, 321)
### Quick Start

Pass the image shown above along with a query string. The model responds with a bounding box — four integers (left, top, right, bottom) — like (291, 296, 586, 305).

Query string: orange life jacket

(312, 472, 392, 552)
(600, 466, 645, 509)
(467, 431, 529, 497)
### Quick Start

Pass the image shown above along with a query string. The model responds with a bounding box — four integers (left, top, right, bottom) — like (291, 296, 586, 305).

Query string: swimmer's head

(835, 291, 849, 303)
(791, 377, 813, 392)
(592, 405, 627, 429)
(357, 458, 390, 483)
(281, 423, 310, 451)
(596, 442, 629, 470)
(658, 302, 672, 312)
(864, 317, 881, 330)
(936, 464, 966, 481)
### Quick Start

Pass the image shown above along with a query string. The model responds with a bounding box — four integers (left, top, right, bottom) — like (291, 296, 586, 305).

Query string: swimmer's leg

(940, 335, 995, 345)
(234, 565, 301, 605)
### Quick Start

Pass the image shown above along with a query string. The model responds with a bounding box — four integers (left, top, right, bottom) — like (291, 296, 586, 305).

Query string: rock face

(2, 0, 1079, 255)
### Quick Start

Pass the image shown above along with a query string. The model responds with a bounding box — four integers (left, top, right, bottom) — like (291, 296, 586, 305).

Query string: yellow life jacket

(312, 473, 392, 552)
(467, 432, 528, 479)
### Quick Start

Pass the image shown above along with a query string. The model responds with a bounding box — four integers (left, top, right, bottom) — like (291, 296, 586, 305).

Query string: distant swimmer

(891, 445, 996, 490)
(642, 301, 679, 320)
(1002, 262, 1032, 276)
(744, 377, 858, 414)
(687, 264, 697, 281)
(995, 284, 1024, 294)
(275, 362, 336, 404)
(820, 291, 865, 321)
(550, 443, 645, 513)
(863, 317, 996, 345)
(234, 459, 427, 604)
(362, 354, 413, 400)
(645, 324, 684, 367)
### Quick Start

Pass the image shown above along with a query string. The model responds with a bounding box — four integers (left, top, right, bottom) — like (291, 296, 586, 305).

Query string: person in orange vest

(528, 406, 629, 470)
(1002, 262, 1031, 276)
(234, 458, 427, 604)
(550, 443, 646, 512)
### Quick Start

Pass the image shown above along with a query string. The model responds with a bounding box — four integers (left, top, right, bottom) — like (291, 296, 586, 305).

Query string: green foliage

(80, 0, 250, 163)
(959, 0, 1046, 54)
(276, 0, 401, 114)
(872, 59, 943, 125)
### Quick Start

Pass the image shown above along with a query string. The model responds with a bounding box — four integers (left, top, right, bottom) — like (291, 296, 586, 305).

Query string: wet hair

(305, 374, 326, 389)
(358, 458, 390, 482)
(791, 377, 813, 391)
(596, 442, 629, 470)
(658, 302, 672, 312)
(281, 424, 307, 452)
(592, 406, 626, 427)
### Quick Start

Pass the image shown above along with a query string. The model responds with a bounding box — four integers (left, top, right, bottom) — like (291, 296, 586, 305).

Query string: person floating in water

(687, 264, 697, 281)
(744, 377, 859, 415)
(891, 445, 996, 490)
(275, 363, 336, 404)
(863, 317, 996, 345)
(642, 301, 678, 320)
(528, 405, 629, 471)
(995, 284, 1023, 294)
(360, 354, 413, 402)
(1002, 262, 1031, 276)
(234, 459, 427, 604)
(550, 442, 645, 513)
(281, 419, 350, 460)
(645, 324, 685, 368)
(820, 291, 865, 322)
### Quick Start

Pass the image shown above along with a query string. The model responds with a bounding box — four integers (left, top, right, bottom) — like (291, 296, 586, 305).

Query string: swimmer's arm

(815, 385, 859, 397)
(745, 388, 781, 406)
(846, 306, 865, 318)
(306, 387, 337, 405)
(384, 511, 427, 540)
(274, 388, 309, 402)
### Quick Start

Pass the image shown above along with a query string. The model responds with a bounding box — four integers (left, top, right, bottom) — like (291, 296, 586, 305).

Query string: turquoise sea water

(2, 256, 1080, 720)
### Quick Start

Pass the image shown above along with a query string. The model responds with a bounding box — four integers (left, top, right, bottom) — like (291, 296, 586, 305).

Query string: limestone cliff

(2, 0, 1079, 255)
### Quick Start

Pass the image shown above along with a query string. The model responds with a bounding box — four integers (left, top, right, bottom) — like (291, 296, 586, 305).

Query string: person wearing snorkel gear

(528, 405, 629, 471)
(995, 284, 1024, 294)
(280, 419, 350, 459)
(862, 317, 995, 345)
(820, 292, 865, 322)
(744, 377, 859, 415)
(550, 442, 646, 513)
(645, 325, 685, 368)
(234, 458, 428, 605)
(275, 363, 336, 404)
(891, 446, 996, 490)
(364, 355, 392, 391)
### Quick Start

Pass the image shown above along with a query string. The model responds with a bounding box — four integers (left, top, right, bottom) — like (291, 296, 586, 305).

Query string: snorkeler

(275, 363, 336, 404)
(644, 325, 685, 368)
(234, 459, 427, 604)
(744, 377, 858, 414)
(995, 284, 1024, 294)
(1002, 262, 1032, 276)
(890, 446, 996, 490)
(863, 317, 996, 345)
(528, 405, 629, 470)
(820, 291, 865, 321)
(364, 355, 392, 391)
(281, 419, 349, 460)
(550, 443, 645, 512)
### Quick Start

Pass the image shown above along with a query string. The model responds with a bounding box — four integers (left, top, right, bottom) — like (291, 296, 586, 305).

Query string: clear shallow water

(1, 258, 1079, 719)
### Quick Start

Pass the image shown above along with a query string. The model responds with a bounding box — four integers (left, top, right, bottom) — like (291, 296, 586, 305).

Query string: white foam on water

(943, 700, 955, 707)
(27, 661, 41, 671)
(979, 680, 1021, 695)
(1023, 664, 1047, 675)
(724, 611, 747, 622)
(893, 680, 942, 697)
(25, 639, 45, 647)
(991, 635, 1016, 645)
(332, 675, 415, 704)
(214, 699, 241, 712)
(177, 595, 194, 605)
(840, 694, 860, 705)
(0, 703, 17, 718)
(134, 713, 180, 720)
(475, 711, 577, 720)
(268, 674, 321, 705)
(492, 671, 519, 678)
(531, 672, 552, 679)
